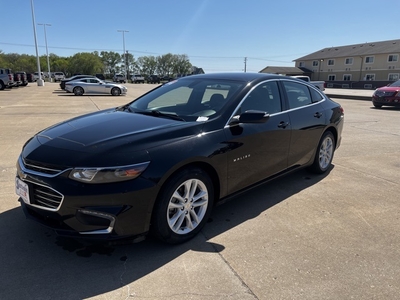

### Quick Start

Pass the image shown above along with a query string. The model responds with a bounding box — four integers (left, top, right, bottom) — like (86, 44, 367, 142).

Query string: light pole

(30, 0, 44, 86)
(117, 30, 129, 79)
(38, 23, 51, 82)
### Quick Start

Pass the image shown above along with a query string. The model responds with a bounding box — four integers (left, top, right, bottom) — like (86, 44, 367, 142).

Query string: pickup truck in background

(292, 75, 325, 91)
(113, 74, 126, 83)
(131, 74, 145, 83)
(0, 68, 15, 90)
(53, 72, 65, 82)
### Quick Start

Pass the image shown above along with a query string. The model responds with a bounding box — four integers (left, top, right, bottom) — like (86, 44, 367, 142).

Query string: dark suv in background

(147, 74, 161, 84)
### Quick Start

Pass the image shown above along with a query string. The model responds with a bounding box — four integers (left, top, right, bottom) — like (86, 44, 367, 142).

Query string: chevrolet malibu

(16, 73, 344, 244)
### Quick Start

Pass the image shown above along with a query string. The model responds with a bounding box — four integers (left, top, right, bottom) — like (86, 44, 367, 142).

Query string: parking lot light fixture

(30, 0, 44, 86)
(38, 23, 51, 82)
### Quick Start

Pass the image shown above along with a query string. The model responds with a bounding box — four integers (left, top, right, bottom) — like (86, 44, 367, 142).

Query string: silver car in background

(65, 77, 127, 96)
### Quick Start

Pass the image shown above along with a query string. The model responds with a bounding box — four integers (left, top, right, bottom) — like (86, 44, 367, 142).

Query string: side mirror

(229, 110, 269, 125)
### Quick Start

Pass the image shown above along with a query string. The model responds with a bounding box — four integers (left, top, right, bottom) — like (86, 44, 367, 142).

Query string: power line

(0, 42, 297, 63)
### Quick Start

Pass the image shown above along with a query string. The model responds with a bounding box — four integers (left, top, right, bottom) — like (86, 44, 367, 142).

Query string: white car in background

(65, 77, 127, 96)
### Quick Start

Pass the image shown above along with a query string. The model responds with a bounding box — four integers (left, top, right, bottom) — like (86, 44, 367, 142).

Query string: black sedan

(59, 74, 96, 90)
(16, 73, 344, 244)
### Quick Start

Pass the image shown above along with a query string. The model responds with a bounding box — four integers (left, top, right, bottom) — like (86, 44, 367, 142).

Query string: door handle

(314, 112, 323, 118)
(278, 121, 289, 128)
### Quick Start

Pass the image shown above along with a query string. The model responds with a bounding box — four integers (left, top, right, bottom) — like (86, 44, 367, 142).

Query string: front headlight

(69, 161, 150, 184)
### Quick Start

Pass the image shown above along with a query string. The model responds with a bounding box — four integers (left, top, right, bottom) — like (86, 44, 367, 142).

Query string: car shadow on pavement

(56, 94, 124, 97)
(0, 167, 331, 299)
(370, 106, 400, 111)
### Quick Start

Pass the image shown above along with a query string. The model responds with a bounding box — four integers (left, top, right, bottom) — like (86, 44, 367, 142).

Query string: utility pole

(30, 0, 44, 86)
(117, 30, 129, 79)
(38, 23, 51, 82)
(244, 57, 247, 72)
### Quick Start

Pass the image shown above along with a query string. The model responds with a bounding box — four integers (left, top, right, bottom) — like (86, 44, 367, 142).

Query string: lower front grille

(30, 183, 63, 210)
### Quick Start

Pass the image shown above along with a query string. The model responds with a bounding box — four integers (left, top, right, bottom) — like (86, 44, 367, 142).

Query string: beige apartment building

(293, 39, 400, 89)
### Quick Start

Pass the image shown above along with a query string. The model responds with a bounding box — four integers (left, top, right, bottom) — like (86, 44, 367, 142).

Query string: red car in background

(372, 80, 400, 108)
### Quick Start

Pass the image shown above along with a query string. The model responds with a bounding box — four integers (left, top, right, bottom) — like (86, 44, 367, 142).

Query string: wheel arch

(155, 161, 221, 208)
(148, 161, 220, 229)
(148, 161, 220, 243)
(324, 126, 338, 148)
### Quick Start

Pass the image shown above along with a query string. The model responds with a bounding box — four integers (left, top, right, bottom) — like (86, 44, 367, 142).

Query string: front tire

(309, 131, 335, 174)
(151, 168, 214, 244)
(111, 87, 121, 96)
(373, 103, 382, 108)
(73, 86, 84, 96)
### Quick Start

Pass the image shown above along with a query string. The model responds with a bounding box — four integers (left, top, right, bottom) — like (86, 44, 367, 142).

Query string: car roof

(181, 72, 286, 82)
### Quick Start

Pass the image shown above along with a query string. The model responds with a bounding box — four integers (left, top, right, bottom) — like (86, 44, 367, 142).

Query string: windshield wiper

(116, 104, 133, 112)
(135, 110, 185, 121)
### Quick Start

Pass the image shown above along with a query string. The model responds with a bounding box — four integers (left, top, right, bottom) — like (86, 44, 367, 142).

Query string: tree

(156, 53, 175, 77)
(68, 52, 103, 75)
(51, 56, 70, 76)
(136, 56, 157, 76)
(100, 51, 121, 75)
(172, 54, 192, 76)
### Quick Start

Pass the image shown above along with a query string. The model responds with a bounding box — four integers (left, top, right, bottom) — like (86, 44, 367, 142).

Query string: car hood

(22, 108, 201, 167)
(376, 86, 400, 92)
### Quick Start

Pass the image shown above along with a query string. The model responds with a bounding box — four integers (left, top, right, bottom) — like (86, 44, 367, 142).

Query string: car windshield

(128, 78, 244, 122)
(389, 80, 400, 87)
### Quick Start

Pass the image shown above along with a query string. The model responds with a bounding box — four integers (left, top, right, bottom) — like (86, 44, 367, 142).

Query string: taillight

(339, 106, 344, 114)
(8, 74, 13, 80)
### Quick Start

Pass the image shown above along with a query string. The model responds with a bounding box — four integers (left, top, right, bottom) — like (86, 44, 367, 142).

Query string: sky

(1, 0, 399, 73)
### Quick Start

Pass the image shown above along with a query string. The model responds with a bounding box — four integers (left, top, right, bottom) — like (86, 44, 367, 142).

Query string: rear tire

(73, 86, 84, 96)
(0, 81, 5, 90)
(151, 168, 214, 244)
(309, 131, 335, 174)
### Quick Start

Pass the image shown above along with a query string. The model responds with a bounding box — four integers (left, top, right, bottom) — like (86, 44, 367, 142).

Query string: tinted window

(283, 81, 312, 109)
(309, 87, 324, 102)
(239, 81, 282, 114)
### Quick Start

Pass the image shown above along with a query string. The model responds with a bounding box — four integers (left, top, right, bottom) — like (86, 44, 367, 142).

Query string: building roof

(294, 39, 400, 61)
(259, 66, 308, 75)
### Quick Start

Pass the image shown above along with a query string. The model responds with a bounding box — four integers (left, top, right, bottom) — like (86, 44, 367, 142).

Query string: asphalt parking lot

(0, 83, 399, 300)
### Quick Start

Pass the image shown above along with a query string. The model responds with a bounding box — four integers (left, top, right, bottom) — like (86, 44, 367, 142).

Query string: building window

(327, 59, 335, 66)
(388, 73, 399, 81)
(343, 74, 351, 81)
(365, 74, 375, 80)
(345, 58, 353, 65)
(312, 60, 319, 66)
(365, 56, 374, 64)
(328, 75, 336, 81)
(299, 62, 305, 67)
(388, 54, 398, 62)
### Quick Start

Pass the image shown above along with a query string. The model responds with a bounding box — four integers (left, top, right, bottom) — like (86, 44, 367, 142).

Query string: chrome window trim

(224, 79, 327, 127)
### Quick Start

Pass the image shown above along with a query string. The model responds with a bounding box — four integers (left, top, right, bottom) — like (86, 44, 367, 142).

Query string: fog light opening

(78, 209, 116, 235)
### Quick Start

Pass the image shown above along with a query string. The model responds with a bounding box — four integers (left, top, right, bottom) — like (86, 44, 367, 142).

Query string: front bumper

(372, 96, 400, 107)
(16, 157, 157, 240)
